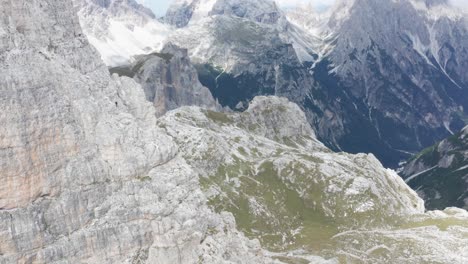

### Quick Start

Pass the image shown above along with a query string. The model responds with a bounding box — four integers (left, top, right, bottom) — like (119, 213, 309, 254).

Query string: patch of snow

(409, 0, 467, 20)
(404, 31, 435, 68)
(405, 165, 438, 183)
(189, 0, 218, 24)
(355, 200, 375, 213)
(454, 164, 468, 172)
(87, 19, 170, 66)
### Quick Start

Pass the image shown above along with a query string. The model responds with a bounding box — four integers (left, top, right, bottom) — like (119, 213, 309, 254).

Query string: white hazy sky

(276, 0, 336, 8)
(140, 0, 468, 16)
(138, 0, 336, 16)
(137, 0, 171, 16)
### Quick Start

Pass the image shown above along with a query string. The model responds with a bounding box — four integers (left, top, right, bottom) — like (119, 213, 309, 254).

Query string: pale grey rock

(0, 0, 273, 263)
(231, 96, 318, 145)
(166, 13, 317, 137)
(110, 43, 221, 116)
(165, 0, 288, 28)
(83, 0, 156, 19)
(157, 97, 468, 263)
(209, 0, 285, 25)
(160, 97, 425, 227)
(164, 0, 197, 28)
(438, 154, 455, 168)
(79, 0, 468, 168)
(293, 0, 468, 165)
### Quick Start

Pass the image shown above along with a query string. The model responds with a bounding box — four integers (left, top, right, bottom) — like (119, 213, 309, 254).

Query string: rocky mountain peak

(428, 0, 449, 5)
(165, 0, 286, 28)
(0, 0, 269, 262)
(161, 41, 189, 57)
(109, 42, 221, 116)
(241, 96, 317, 141)
(210, 0, 283, 24)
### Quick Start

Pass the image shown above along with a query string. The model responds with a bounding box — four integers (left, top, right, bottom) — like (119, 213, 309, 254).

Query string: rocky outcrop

(402, 125, 468, 209)
(158, 96, 468, 262)
(110, 43, 220, 116)
(168, 12, 317, 126)
(164, 0, 198, 28)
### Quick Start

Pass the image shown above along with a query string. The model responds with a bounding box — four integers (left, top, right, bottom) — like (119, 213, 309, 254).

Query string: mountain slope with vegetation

(402, 126, 468, 210)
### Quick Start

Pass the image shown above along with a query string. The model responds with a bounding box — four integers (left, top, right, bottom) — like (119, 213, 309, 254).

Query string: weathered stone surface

(110, 42, 221, 117)
(0, 1, 271, 263)
(158, 96, 468, 263)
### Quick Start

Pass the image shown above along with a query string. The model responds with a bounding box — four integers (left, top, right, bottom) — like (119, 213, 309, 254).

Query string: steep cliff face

(110, 43, 220, 116)
(402, 125, 468, 210)
(175, 15, 313, 110)
(313, 0, 468, 164)
(0, 1, 269, 263)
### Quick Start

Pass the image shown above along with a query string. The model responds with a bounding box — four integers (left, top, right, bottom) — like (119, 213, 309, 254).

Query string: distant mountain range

(79, 0, 468, 168)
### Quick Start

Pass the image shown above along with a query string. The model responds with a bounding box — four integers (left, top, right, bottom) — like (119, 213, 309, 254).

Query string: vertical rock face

(402, 125, 468, 210)
(164, 0, 199, 28)
(0, 0, 120, 210)
(110, 43, 220, 116)
(317, 0, 468, 163)
(0, 0, 269, 263)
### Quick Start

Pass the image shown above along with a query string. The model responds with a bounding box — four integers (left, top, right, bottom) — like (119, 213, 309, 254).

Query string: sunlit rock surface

(77, 0, 171, 66)
(158, 96, 468, 263)
(0, 0, 467, 263)
(109, 42, 221, 117)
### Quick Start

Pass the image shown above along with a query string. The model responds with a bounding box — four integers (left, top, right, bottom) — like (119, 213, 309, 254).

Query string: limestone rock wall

(111, 42, 221, 117)
(0, 1, 271, 263)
